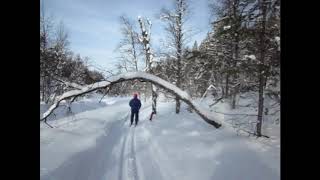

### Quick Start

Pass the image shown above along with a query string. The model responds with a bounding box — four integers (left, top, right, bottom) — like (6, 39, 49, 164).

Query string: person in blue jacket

(129, 93, 141, 126)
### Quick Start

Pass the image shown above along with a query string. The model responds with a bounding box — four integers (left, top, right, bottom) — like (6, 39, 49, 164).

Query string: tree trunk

(225, 73, 230, 98)
(175, 0, 183, 114)
(175, 45, 182, 114)
(231, 85, 239, 109)
(41, 79, 45, 102)
(131, 33, 138, 72)
(138, 17, 158, 115)
(175, 96, 180, 113)
(256, 73, 265, 137)
(231, 91, 236, 109)
(151, 84, 157, 114)
(150, 69, 158, 115)
(256, 0, 267, 137)
(231, 35, 239, 109)
(149, 71, 158, 115)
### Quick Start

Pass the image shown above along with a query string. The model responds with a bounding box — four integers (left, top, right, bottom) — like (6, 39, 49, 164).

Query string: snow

(41, 96, 280, 180)
(147, 19, 152, 25)
(244, 54, 256, 60)
(223, 25, 231, 30)
(160, 14, 169, 20)
(62, 81, 84, 90)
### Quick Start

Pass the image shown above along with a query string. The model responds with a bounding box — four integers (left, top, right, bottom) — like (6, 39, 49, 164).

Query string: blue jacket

(129, 97, 141, 112)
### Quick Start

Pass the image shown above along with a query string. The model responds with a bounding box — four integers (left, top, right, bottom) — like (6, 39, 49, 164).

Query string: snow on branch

(53, 78, 84, 90)
(40, 72, 222, 128)
(244, 54, 256, 60)
(200, 84, 218, 101)
(223, 25, 231, 30)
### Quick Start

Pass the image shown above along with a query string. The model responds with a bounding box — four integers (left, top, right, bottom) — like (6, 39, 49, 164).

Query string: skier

(129, 93, 141, 126)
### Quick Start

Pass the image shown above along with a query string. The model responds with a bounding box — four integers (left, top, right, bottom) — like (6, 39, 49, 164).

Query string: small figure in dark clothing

(129, 93, 141, 126)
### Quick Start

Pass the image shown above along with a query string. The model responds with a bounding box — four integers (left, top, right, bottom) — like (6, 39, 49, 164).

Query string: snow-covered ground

(40, 95, 280, 180)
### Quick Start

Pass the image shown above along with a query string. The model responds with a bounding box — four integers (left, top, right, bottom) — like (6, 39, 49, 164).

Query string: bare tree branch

(99, 87, 111, 103)
(209, 97, 224, 107)
(52, 77, 84, 90)
(213, 110, 258, 116)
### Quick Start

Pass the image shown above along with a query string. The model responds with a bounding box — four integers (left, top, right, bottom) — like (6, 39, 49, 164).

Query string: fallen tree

(40, 71, 222, 128)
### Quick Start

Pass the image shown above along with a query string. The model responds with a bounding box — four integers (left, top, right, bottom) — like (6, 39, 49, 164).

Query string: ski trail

(119, 104, 151, 180)
(41, 110, 131, 180)
(119, 127, 139, 180)
(117, 111, 130, 180)
(133, 120, 174, 180)
(130, 128, 139, 180)
(118, 127, 129, 180)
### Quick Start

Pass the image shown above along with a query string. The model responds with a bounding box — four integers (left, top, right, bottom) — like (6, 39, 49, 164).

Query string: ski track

(40, 101, 165, 180)
(119, 127, 139, 180)
(41, 100, 279, 180)
(135, 125, 174, 180)
(118, 104, 151, 180)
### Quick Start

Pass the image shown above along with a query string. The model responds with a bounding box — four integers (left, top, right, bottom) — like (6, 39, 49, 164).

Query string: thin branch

(222, 117, 270, 138)
(213, 110, 258, 116)
(52, 77, 84, 90)
(209, 97, 224, 107)
(99, 87, 111, 103)
(43, 119, 54, 128)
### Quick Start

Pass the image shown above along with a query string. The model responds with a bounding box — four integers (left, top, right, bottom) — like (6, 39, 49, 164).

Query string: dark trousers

(130, 110, 139, 125)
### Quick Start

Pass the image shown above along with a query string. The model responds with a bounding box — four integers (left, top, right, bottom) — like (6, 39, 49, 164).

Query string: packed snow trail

(40, 97, 280, 180)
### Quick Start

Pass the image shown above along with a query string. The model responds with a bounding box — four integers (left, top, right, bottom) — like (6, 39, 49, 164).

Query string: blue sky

(42, 0, 214, 72)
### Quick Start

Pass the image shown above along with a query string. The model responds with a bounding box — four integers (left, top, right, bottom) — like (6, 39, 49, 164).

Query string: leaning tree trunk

(40, 72, 222, 128)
